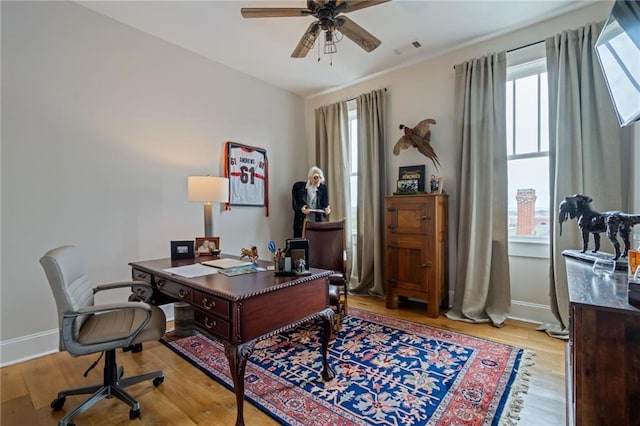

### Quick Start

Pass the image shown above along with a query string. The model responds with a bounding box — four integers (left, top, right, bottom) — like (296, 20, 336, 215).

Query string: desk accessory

(171, 240, 195, 259)
(195, 237, 220, 256)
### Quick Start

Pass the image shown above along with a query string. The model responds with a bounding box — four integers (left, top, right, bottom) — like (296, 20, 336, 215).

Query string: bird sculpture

(393, 118, 440, 169)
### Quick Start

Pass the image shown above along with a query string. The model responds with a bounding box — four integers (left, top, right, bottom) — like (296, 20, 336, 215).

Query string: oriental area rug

(161, 308, 534, 426)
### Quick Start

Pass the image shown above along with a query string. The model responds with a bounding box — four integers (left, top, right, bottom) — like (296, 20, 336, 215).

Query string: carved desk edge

(129, 259, 333, 301)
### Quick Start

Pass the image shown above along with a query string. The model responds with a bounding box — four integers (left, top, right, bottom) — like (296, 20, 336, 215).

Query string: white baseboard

(1, 305, 174, 367)
(508, 299, 560, 325)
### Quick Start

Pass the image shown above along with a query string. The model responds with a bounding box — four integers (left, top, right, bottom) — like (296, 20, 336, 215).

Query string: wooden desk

(129, 257, 336, 426)
(563, 250, 640, 425)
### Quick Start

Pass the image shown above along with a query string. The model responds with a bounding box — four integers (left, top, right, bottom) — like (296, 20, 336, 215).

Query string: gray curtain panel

(350, 89, 387, 296)
(447, 52, 511, 327)
(545, 22, 632, 337)
(314, 101, 353, 284)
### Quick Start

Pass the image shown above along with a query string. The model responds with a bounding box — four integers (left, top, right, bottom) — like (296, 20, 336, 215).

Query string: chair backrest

(40, 245, 95, 350)
(302, 219, 346, 274)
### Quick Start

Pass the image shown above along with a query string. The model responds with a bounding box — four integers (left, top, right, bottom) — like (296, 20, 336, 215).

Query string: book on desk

(201, 258, 254, 269)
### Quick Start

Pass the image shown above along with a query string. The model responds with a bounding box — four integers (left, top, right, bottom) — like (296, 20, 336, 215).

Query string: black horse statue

(559, 194, 640, 260)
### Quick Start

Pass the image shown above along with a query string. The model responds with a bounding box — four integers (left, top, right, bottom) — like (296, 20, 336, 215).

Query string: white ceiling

(78, 0, 599, 98)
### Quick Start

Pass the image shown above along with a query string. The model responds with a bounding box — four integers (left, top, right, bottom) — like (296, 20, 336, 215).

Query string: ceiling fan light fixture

(323, 30, 338, 55)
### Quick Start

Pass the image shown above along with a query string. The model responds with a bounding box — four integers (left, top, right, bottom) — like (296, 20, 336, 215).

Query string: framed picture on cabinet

(430, 175, 443, 194)
(398, 165, 425, 192)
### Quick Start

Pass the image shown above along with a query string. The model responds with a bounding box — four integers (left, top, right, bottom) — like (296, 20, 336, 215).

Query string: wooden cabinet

(564, 250, 640, 425)
(384, 194, 448, 317)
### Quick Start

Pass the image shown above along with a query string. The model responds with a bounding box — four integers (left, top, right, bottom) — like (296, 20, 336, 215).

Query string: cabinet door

(386, 239, 434, 294)
(387, 198, 434, 235)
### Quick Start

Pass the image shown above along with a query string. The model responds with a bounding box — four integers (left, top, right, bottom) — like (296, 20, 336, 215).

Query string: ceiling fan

(241, 1, 390, 58)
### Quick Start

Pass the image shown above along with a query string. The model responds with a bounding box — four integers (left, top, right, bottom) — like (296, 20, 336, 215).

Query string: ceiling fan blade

(339, 0, 390, 14)
(240, 8, 311, 18)
(291, 22, 321, 58)
(336, 16, 381, 52)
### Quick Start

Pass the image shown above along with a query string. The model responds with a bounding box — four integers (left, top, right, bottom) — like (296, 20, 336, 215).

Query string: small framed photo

(399, 165, 425, 192)
(195, 237, 220, 256)
(170, 240, 195, 260)
(430, 175, 443, 194)
(397, 179, 418, 193)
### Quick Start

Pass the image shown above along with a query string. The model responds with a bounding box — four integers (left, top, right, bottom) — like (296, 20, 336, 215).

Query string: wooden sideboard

(384, 194, 448, 317)
(564, 250, 640, 425)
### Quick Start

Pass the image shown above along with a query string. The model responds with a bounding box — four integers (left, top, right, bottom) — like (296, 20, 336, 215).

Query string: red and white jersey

(227, 144, 266, 206)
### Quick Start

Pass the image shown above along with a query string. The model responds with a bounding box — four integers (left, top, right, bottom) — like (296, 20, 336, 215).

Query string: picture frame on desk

(195, 237, 220, 256)
(170, 240, 195, 260)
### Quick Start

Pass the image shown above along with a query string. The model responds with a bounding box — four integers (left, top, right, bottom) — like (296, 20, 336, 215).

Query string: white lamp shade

(188, 176, 229, 203)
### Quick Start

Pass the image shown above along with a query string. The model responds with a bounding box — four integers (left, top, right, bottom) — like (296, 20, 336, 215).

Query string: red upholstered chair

(302, 219, 348, 331)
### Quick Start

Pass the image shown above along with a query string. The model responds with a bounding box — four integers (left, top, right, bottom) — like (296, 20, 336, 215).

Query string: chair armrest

(61, 302, 153, 355)
(94, 280, 154, 302)
(66, 301, 152, 317)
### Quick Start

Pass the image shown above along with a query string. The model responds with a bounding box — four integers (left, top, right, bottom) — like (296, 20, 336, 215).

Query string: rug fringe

(498, 350, 536, 426)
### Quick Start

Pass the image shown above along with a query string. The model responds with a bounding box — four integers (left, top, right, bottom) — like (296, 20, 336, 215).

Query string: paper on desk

(163, 264, 219, 278)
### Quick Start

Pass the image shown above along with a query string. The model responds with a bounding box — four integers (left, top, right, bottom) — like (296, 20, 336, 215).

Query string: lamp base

(204, 203, 213, 237)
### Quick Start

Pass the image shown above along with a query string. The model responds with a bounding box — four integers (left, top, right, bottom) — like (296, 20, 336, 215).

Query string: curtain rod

(451, 40, 544, 69)
(346, 87, 387, 103)
(507, 39, 544, 53)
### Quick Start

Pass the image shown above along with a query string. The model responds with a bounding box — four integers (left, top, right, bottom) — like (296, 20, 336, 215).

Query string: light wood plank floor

(1, 295, 566, 425)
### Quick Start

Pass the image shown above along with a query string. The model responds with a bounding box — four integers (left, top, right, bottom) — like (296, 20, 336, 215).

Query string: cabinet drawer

(132, 268, 152, 284)
(154, 277, 191, 301)
(194, 310, 231, 340)
(192, 290, 230, 320)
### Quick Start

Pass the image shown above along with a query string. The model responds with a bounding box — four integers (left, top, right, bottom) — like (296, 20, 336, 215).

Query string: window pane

(507, 156, 550, 237)
(506, 81, 514, 155)
(350, 119, 358, 173)
(540, 73, 549, 152)
(514, 75, 539, 154)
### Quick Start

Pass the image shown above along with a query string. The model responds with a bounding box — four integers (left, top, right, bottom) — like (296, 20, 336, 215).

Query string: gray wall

(1, 1, 307, 365)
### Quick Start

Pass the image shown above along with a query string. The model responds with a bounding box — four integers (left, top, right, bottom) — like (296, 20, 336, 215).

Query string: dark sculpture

(559, 194, 640, 260)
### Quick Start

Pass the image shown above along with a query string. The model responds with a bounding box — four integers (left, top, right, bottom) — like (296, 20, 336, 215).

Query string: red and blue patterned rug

(161, 308, 534, 425)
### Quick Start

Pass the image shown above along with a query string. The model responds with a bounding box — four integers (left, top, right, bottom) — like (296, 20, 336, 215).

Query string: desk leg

(224, 340, 256, 426)
(319, 308, 336, 381)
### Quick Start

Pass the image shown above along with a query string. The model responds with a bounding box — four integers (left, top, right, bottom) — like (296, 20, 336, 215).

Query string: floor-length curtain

(546, 22, 632, 335)
(447, 52, 511, 327)
(350, 89, 386, 295)
(315, 101, 353, 282)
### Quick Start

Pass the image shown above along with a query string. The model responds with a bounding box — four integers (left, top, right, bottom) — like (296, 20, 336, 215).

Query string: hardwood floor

(1, 295, 566, 425)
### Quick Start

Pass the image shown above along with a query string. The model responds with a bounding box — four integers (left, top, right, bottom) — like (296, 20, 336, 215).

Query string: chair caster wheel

(153, 376, 164, 387)
(50, 396, 66, 410)
(129, 408, 141, 419)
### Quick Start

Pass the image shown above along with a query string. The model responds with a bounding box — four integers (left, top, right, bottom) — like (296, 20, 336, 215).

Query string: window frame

(506, 47, 550, 258)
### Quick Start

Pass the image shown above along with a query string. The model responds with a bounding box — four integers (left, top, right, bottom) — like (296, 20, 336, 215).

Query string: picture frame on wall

(398, 165, 425, 192)
(225, 142, 269, 212)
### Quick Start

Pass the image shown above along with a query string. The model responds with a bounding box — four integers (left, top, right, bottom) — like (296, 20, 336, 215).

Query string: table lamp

(188, 176, 229, 237)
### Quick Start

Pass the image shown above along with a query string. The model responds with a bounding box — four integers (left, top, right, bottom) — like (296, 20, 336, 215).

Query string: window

(506, 51, 550, 245)
(347, 100, 358, 248)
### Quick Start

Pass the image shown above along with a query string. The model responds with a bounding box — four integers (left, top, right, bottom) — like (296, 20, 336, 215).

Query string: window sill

(508, 238, 549, 259)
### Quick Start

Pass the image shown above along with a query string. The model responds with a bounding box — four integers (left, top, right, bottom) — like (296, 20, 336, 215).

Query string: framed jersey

(224, 142, 269, 214)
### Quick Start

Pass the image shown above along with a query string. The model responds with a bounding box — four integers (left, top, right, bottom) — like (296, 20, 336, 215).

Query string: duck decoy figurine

(393, 118, 440, 169)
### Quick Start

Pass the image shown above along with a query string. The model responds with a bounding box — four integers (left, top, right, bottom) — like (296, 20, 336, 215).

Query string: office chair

(302, 219, 348, 331)
(40, 245, 166, 426)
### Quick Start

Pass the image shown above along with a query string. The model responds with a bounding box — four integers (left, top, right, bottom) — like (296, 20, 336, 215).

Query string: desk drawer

(194, 310, 230, 340)
(154, 277, 191, 301)
(132, 268, 152, 284)
(192, 290, 230, 320)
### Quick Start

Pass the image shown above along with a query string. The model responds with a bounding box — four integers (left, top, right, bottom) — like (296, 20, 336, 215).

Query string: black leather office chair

(40, 245, 166, 426)
(302, 219, 348, 331)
